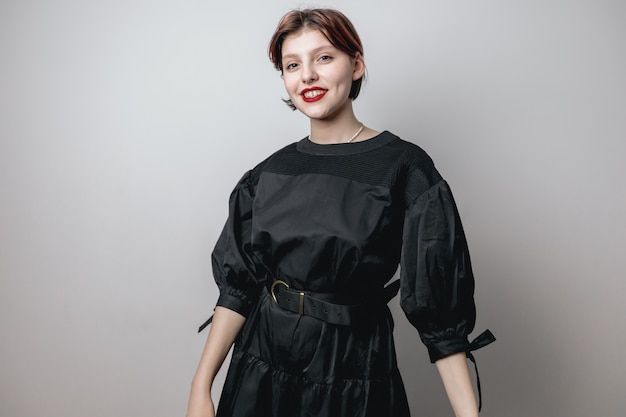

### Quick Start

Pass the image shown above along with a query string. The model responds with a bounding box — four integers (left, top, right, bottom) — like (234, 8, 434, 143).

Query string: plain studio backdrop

(1, 1, 625, 416)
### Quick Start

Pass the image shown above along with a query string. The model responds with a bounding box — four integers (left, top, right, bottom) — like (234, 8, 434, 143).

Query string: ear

(352, 53, 365, 80)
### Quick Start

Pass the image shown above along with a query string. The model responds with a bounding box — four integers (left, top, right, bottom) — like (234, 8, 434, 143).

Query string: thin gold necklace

(310, 123, 365, 144)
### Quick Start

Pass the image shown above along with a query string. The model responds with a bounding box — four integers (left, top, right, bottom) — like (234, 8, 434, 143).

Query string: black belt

(268, 279, 400, 326)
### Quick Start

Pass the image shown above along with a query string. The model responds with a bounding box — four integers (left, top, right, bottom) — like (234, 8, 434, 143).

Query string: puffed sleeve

(211, 169, 265, 318)
(400, 179, 477, 363)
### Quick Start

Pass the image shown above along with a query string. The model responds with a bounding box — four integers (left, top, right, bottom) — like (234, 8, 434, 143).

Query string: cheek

(282, 76, 298, 95)
(329, 67, 353, 87)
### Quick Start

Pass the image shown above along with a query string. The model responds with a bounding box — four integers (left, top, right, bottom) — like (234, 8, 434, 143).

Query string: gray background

(1, 0, 625, 416)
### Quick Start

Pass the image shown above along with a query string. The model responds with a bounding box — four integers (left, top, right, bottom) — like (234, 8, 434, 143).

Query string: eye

(285, 62, 298, 70)
(319, 55, 332, 62)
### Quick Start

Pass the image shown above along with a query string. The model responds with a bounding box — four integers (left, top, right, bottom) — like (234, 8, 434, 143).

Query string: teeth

(304, 90, 325, 98)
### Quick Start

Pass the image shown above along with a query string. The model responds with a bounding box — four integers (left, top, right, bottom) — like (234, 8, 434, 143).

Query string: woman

(187, 8, 494, 417)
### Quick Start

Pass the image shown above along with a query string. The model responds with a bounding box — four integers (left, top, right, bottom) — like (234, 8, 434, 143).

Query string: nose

(301, 63, 318, 84)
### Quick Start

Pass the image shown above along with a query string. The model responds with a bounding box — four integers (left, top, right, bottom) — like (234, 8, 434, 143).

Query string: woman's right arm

(186, 306, 247, 417)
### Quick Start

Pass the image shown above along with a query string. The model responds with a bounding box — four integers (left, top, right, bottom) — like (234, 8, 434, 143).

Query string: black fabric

(207, 131, 492, 417)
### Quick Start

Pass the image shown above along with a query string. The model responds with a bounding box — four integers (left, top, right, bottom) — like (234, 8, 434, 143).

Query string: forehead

(281, 28, 335, 59)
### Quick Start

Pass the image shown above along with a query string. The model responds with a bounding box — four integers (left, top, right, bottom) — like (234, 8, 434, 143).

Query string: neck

(308, 109, 363, 145)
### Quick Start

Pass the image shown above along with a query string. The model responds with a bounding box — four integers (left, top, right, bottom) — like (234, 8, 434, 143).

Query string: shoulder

(382, 132, 443, 205)
(237, 141, 300, 188)
(381, 132, 435, 170)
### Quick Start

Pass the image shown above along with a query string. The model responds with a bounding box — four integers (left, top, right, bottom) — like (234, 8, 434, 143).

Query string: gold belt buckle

(270, 280, 289, 304)
(271, 280, 305, 315)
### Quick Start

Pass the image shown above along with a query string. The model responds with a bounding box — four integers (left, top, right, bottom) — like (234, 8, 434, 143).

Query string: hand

(186, 390, 215, 417)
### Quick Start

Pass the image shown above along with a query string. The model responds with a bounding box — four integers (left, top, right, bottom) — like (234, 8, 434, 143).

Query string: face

(281, 28, 364, 121)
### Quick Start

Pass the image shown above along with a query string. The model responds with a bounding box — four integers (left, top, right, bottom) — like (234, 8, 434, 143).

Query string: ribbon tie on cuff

(198, 315, 214, 333)
(465, 329, 496, 412)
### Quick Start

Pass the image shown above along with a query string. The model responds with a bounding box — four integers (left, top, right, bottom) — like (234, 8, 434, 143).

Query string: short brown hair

(268, 8, 365, 110)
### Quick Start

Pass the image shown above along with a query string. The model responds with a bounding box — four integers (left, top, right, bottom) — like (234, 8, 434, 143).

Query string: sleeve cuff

(216, 293, 254, 318)
(426, 337, 470, 363)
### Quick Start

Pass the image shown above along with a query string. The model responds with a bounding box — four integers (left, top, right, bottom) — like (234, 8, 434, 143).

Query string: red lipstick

(300, 86, 327, 103)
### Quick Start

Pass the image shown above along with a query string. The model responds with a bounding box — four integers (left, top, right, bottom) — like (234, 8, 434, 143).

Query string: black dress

(209, 131, 490, 417)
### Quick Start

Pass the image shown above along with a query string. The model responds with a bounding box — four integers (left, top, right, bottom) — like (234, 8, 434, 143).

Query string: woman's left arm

(436, 352, 479, 417)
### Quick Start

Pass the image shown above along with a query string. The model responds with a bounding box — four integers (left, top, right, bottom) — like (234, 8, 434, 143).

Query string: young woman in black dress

(186, 8, 494, 417)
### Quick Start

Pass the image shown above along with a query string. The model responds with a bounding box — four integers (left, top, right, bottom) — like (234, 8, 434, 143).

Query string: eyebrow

(281, 45, 336, 61)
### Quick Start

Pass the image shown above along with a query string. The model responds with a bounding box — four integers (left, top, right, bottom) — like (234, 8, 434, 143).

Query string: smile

(301, 87, 327, 103)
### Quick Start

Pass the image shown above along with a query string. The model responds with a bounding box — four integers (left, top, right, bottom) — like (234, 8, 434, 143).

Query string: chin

(299, 105, 345, 120)
(296, 107, 328, 120)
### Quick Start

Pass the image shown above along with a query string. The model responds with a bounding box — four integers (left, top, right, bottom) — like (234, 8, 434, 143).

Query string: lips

(301, 87, 327, 103)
